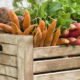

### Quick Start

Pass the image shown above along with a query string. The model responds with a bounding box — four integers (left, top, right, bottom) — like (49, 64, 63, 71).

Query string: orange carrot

(56, 38, 69, 45)
(39, 29, 47, 47)
(52, 25, 61, 46)
(44, 20, 57, 46)
(32, 28, 37, 35)
(9, 10, 20, 29)
(23, 10, 31, 30)
(11, 22, 22, 35)
(33, 27, 42, 47)
(0, 28, 2, 30)
(39, 19, 45, 32)
(23, 24, 37, 35)
(0, 23, 12, 33)
(0, 29, 6, 33)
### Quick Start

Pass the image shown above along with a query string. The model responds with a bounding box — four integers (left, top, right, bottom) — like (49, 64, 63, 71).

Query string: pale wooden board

(0, 43, 17, 55)
(0, 75, 17, 80)
(17, 35, 33, 80)
(0, 54, 17, 67)
(33, 46, 80, 59)
(33, 57, 80, 73)
(25, 36, 33, 80)
(0, 34, 17, 44)
(34, 69, 80, 80)
(0, 65, 17, 78)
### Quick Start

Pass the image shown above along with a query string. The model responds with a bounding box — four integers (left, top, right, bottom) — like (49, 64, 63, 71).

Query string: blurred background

(0, 0, 55, 9)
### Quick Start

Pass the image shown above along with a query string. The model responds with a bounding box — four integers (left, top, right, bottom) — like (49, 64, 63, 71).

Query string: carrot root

(44, 20, 57, 46)
(39, 29, 47, 47)
(33, 27, 42, 47)
(23, 24, 37, 35)
(9, 10, 20, 29)
(11, 22, 22, 35)
(52, 25, 61, 46)
(0, 23, 12, 33)
(57, 38, 69, 45)
(23, 10, 31, 30)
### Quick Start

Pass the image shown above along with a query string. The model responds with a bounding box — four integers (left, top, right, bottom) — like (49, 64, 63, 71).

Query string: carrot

(39, 29, 47, 47)
(44, 20, 57, 46)
(0, 29, 6, 33)
(52, 25, 61, 46)
(0, 23, 12, 33)
(23, 24, 37, 35)
(33, 27, 42, 47)
(56, 38, 69, 45)
(11, 22, 22, 35)
(39, 19, 45, 32)
(9, 10, 20, 29)
(23, 10, 30, 30)
(32, 28, 37, 35)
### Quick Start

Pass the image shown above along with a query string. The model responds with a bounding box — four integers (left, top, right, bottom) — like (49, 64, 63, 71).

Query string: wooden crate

(0, 34, 80, 80)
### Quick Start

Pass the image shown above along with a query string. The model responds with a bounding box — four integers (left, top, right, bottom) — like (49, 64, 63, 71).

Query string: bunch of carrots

(0, 9, 70, 47)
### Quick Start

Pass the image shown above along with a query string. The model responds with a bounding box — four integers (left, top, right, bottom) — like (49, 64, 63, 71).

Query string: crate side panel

(17, 35, 33, 80)
(0, 54, 17, 67)
(0, 34, 17, 44)
(33, 57, 80, 73)
(33, 46, 80, 59)
(0, 43, 17, 55)
(0, 75, 17, 80)
(25, 36, 33, 80)
(34, 69, 80, 80)
(0, 65, 17, 78)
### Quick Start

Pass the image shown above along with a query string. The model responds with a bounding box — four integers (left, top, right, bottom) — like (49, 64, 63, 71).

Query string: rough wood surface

(34, 69, 80, 80)
(0, 54, 17, 67)
(0, 65, 17, 78)
(33, 57, 80, 73)
(0, 75, 17, 80)
(25, 36, 33, 80)
(33, 46, 80, 59)
(0, 34, 17, 44)
(17, 35, 33, 80)
(0, 43, 17, 55)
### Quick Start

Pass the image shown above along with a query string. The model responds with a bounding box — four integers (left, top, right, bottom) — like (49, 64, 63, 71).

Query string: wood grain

(17, 35, 33, 80)
(0, 65, 17, 78)
(33, 57, 80, 73)
(0, 54, 17, 67)
(25, 36, 33, 80)
(34, 69, 80, 80)
(33, 46, 80, 59)
(0, 34, 17, 44)
(0, 75, 17, 80)
(0, 43, 17, 55)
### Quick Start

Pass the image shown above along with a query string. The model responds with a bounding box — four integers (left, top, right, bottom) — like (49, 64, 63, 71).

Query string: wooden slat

(0, 54, 17, 67)
(0, 75, 17, 80)
(0, 34, 17, 44)
(0, 43, 17, 55)
(17, 35, 33, 80)
(33, 57, 80, 73)
(0, 65, 17, 78)
(25, 36, 33, 80)
(34, 69, 80, 80)
(33, 46, 80, 59)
